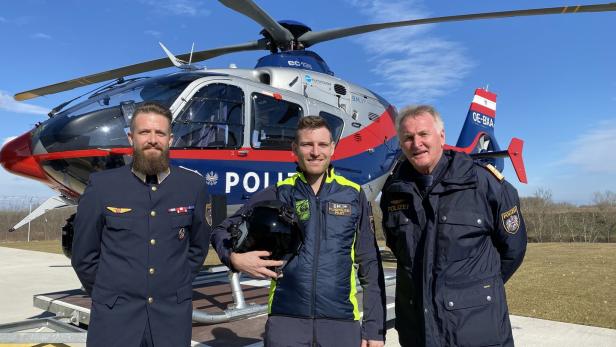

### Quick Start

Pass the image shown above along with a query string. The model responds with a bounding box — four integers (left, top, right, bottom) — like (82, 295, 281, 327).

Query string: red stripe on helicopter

(474, 88, 497, 102)
(470, 103, 495, 118)
(333, 105, 397, 159)
(31, 107, 397, 163)
(444, 132, 486, 154)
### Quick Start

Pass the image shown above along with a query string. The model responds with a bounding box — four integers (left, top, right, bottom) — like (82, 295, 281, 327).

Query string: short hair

(130, 102, 173, 132)
(397, 105, 444, 134)
(294, 115, 334, 143)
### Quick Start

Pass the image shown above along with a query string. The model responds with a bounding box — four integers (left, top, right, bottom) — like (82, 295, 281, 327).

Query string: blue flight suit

(211, 167, 386, 346)
(71, 165, 211, 347)
(380, 151, 527, 347)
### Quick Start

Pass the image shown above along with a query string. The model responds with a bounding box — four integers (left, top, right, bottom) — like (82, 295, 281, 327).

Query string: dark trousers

(264, 316, 361, 347)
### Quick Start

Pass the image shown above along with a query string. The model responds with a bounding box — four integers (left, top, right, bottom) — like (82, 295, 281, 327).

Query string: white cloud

(140, 0, 211, 16)
(559, 119, 616, 174)
(348, 0, 473, 105)
(30, 32, 52, 40)
(144, 30, 161, 37)
(0, 90, 49, 115)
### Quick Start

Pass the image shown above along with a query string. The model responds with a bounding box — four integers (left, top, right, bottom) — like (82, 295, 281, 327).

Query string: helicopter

(2, 0, 614, 247)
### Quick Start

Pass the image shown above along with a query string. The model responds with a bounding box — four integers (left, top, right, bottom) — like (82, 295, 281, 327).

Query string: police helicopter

(2, 0, 614, 248)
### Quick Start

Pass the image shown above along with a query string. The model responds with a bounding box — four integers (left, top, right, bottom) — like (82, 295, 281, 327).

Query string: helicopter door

(171, 83, 244, 149)
(249, 92, 304, 150)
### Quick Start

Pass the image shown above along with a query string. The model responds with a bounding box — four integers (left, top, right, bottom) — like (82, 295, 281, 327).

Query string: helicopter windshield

(33, 73, 204, 153)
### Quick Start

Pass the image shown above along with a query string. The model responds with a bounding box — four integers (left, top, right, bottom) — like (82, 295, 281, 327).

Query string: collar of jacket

(387, 151, 476, 194)
(131, 165, 171, 185)
(294, 164, 334, 184)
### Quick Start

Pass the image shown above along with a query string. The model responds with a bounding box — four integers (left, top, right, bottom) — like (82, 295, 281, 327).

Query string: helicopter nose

(0, 131, 48, 181)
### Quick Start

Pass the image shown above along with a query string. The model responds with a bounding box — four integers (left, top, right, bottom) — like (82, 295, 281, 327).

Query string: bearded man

(72, 102, 211, 347)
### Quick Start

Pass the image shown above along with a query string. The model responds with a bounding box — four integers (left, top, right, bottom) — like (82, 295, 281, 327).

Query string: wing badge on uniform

(501, 205, 520, 234)
(106, 207, 132, 214)
(205, 203, 212, 226)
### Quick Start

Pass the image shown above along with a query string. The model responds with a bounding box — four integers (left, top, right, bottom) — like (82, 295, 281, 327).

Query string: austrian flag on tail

(471, 89, 497, 118)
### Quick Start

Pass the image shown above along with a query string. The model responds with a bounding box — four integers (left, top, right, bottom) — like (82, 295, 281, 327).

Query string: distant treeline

(521, 189, 616, 243)
(1, 189, 614, 243)
(0, 207, 75, 242)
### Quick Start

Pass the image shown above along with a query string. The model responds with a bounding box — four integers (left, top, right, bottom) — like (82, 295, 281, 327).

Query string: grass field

(505, 243, 616, 329)
(1, 241, 615, 329)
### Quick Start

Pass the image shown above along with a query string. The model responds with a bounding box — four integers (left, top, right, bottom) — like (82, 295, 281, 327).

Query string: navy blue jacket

(71, 165, 210, 347)
(211, 167, 386, 341)
(380, 151, 527, 347)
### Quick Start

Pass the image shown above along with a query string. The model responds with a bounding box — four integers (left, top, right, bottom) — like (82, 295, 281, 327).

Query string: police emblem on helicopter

(205, 171, 219, 186)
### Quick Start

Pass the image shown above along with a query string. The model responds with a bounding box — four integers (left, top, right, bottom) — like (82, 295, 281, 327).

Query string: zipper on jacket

(309, 175, 327, 318)
(311, 195, 322, 318)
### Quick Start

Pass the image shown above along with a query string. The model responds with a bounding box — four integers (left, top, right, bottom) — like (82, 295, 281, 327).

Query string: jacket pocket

(176, 283, 194, 303)
(443, 276, 501, 346)
(104, 215, 133, 231)
(438, 210, 486, 262)
(91, 287, 120, 308)
(384, 211, 416, 268)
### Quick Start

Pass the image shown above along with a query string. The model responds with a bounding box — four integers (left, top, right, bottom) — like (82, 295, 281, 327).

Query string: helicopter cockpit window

(172, 84, 244, 149)
(318, 111, 344, 144)
(34, 73, 202, 153)
(251, 93, 303, 150)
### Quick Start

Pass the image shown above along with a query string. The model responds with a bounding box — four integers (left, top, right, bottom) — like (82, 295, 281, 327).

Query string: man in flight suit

(380, 105, 527, 346)
(72, 102, 211, 347)
(211, 116, 386, 347)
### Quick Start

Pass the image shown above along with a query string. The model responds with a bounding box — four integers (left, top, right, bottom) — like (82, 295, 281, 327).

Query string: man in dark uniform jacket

(211, 116, 386, 347)
(380, 105, 527, 347)
(71, 102, 211, 347)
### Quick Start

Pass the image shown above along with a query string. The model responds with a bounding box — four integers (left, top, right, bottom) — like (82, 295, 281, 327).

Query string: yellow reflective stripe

(277, 174, 297, 187)
(268, 279, 277, 314)
(349, 233, 360, 320)
(329, 170, 360, 192)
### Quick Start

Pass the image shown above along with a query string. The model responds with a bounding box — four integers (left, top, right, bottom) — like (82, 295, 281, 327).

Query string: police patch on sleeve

(295, 199, 310, 221)
(205, 203, 212, 227)
(501, 205, 520, 234)
(328, 202, 352, 216)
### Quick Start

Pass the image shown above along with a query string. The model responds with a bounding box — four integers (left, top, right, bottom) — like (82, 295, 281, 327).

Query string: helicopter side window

(251, 93, 303, 150)
(172, 84, 244, 149)
(319, 111, 344, 144)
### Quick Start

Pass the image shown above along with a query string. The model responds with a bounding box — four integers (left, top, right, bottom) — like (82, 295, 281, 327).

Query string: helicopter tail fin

(453, 88, 504, 171)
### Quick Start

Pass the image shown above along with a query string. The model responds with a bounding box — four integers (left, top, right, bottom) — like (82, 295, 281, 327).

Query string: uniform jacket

(211, 167, 386, 341)
(71, 165, 211, 347)
(380, 151, 527, 347)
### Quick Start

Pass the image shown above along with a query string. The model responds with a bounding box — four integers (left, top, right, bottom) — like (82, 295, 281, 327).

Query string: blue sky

(0, 0, 615, 205)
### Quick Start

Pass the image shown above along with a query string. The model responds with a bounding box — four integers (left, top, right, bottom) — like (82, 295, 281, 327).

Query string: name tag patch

(387, 199, 409, 212)
(328, 202, 352, 216)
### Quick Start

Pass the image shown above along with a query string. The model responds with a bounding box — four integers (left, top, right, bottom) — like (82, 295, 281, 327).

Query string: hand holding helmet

(229, 200, 303, 279)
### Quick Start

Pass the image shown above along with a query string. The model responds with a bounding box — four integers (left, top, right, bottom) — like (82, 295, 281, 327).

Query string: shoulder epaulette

(483, 163, 505, 182)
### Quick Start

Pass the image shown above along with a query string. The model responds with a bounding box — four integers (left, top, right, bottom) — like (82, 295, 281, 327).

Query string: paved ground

(1, 246, 615, 347)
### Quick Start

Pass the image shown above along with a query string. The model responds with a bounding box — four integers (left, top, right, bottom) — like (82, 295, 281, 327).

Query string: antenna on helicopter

(189, 42, 195, 65)
(159, 42, 203, 70)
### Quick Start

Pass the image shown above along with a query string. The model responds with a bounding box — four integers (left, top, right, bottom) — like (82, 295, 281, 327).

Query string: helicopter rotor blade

(298, 3, 616, 47)
(14, 40, 266, 101)
(218, 0, 294, 44)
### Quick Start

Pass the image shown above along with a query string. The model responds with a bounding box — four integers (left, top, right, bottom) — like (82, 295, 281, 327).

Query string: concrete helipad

(1, 246, 615, 347)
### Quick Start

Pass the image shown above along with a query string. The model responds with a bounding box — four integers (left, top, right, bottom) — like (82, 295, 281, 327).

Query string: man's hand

(361, 339, 384, 347)
(229, 251, 284, 279)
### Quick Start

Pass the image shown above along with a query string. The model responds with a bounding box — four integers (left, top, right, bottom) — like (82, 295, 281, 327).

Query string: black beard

(132, 145, 170, 175)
